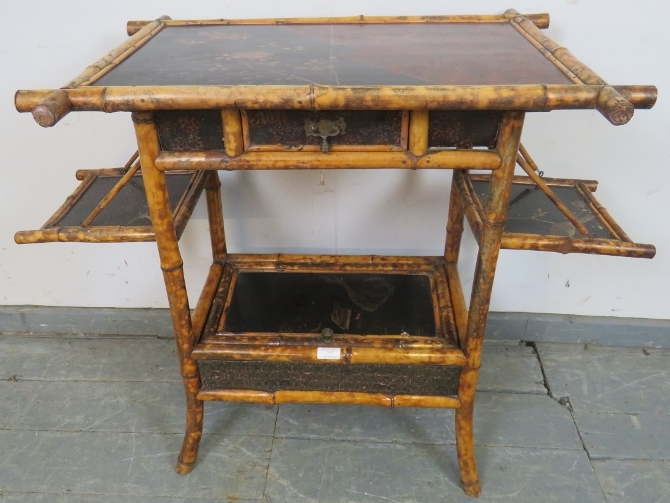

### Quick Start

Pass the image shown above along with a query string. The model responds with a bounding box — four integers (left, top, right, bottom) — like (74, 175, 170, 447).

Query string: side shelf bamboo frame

(13, 10, 658, 499)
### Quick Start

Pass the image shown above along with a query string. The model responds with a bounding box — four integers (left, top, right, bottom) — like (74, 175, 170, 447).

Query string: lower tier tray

(15, 168, 206, 243)
(192, 254, 466, 403)
(456, 172, 655, 258)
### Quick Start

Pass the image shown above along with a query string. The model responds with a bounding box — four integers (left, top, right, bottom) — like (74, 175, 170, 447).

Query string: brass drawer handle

(304, 117, 346, 153)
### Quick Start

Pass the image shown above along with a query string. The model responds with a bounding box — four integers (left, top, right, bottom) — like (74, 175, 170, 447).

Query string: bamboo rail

(126, 12, 550, 35)
(192, 344, 467, 366)
(15, 84, 657, 121)
(153, 149, 502, 171)
(196, 389, 461, 408)
(467, 173, 598, 191)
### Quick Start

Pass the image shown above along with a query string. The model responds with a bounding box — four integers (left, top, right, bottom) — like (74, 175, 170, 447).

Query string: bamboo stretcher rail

(75, 168, 127, 180)
(467, 174, 599, 191)
(126, 12, 550, 35)
(226, 252, 445, 268)
(15, 84, 657, 120)
(153, 149, 501, 171)
(192, 344, 467, 366)
(196, 389, 461, 409)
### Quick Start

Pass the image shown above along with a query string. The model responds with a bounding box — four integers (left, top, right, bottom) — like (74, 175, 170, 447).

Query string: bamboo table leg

(454, 111, 525, 497)
(132, 111, 204, 475)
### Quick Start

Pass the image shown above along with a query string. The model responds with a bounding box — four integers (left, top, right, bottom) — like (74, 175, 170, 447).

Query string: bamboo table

(15, 10, 657, 497)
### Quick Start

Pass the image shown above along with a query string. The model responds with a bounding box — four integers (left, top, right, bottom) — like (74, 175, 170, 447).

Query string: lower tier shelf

(191, 254, 466, 405)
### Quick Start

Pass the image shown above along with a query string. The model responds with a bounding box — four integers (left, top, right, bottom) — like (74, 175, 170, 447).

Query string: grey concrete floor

(0, 335, 668, 502)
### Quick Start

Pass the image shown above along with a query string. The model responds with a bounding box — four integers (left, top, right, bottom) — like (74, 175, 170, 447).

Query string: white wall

(1, 1, 668, 319)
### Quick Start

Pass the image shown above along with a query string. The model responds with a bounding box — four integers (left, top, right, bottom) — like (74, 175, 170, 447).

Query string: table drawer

(243, 110, 408, 152)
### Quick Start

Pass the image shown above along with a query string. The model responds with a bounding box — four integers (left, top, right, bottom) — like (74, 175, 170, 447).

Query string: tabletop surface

(93, 23, 575, 87)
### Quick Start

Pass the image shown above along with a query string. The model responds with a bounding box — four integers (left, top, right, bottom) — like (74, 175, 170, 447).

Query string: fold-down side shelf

(455, 172, 655, 258)
(15, 169, 207, 244)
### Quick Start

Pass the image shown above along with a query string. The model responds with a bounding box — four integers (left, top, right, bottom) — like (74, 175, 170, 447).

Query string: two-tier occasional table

(14, 10, 656, 496)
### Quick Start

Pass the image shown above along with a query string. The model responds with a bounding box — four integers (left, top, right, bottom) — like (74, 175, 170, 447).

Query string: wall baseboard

(1, 306, 669, 348)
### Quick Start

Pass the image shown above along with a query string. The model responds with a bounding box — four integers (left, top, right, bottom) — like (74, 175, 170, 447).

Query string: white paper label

(316, 347, 341, 360)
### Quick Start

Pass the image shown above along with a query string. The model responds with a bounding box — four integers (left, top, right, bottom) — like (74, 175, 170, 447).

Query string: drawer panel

(155, 110, 224, 151)
(429, 110, 502, 149)
(244, 110, 408, 151)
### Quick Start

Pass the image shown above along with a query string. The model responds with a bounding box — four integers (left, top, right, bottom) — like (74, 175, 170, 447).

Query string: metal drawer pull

(304, 117, 346, 153)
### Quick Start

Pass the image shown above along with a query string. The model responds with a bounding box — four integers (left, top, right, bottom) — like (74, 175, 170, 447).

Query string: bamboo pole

(500, 233, 655, 258)
(75, 168, 127, 180)
(456, 365, 480, 497)
(221, 109, 244, 157)
(14, 225, 156, 244)
(16, 84, 657, 118)
(456, 111, 525, 497)
(408, 110, 429, 156)
(191, 263, 224, 346)
(468, 173, 599, 191)
(126, 13, 550, 35)
(154, 149, 502, 171)
(173, 171, 208, 240)
(204, 171, 227, 260)
(132, 111, 202, 475)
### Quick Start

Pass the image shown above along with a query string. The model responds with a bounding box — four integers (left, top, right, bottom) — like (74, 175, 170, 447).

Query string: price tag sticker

(316, 347, 341, 360)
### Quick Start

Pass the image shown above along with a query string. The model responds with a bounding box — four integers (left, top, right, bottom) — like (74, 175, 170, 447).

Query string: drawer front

(244, 110, 408, 152)
(429, 110, 502, 149)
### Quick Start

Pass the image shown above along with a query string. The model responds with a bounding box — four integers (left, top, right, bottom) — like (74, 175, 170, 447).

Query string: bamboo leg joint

(162, 262, 184, 273)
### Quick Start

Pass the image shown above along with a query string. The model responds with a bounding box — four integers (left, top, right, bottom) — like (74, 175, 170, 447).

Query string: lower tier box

(192, 254, 466, 405)
(456, 172, 655, 258)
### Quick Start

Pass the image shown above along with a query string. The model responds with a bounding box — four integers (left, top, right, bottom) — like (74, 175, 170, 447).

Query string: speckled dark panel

(52, 174, 193, 227)
(470, 179, 615, 238)
(199, 360, 460, 396)
(155, 110, 224, 151)
(93, 24, 575, 87)
(428, 111, 502, 149)
(247, 110, 402, 148)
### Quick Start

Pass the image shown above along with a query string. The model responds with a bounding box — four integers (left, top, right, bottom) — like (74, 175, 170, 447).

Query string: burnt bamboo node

(31, 89, 71, 127)
(597, 85, 634, 125)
